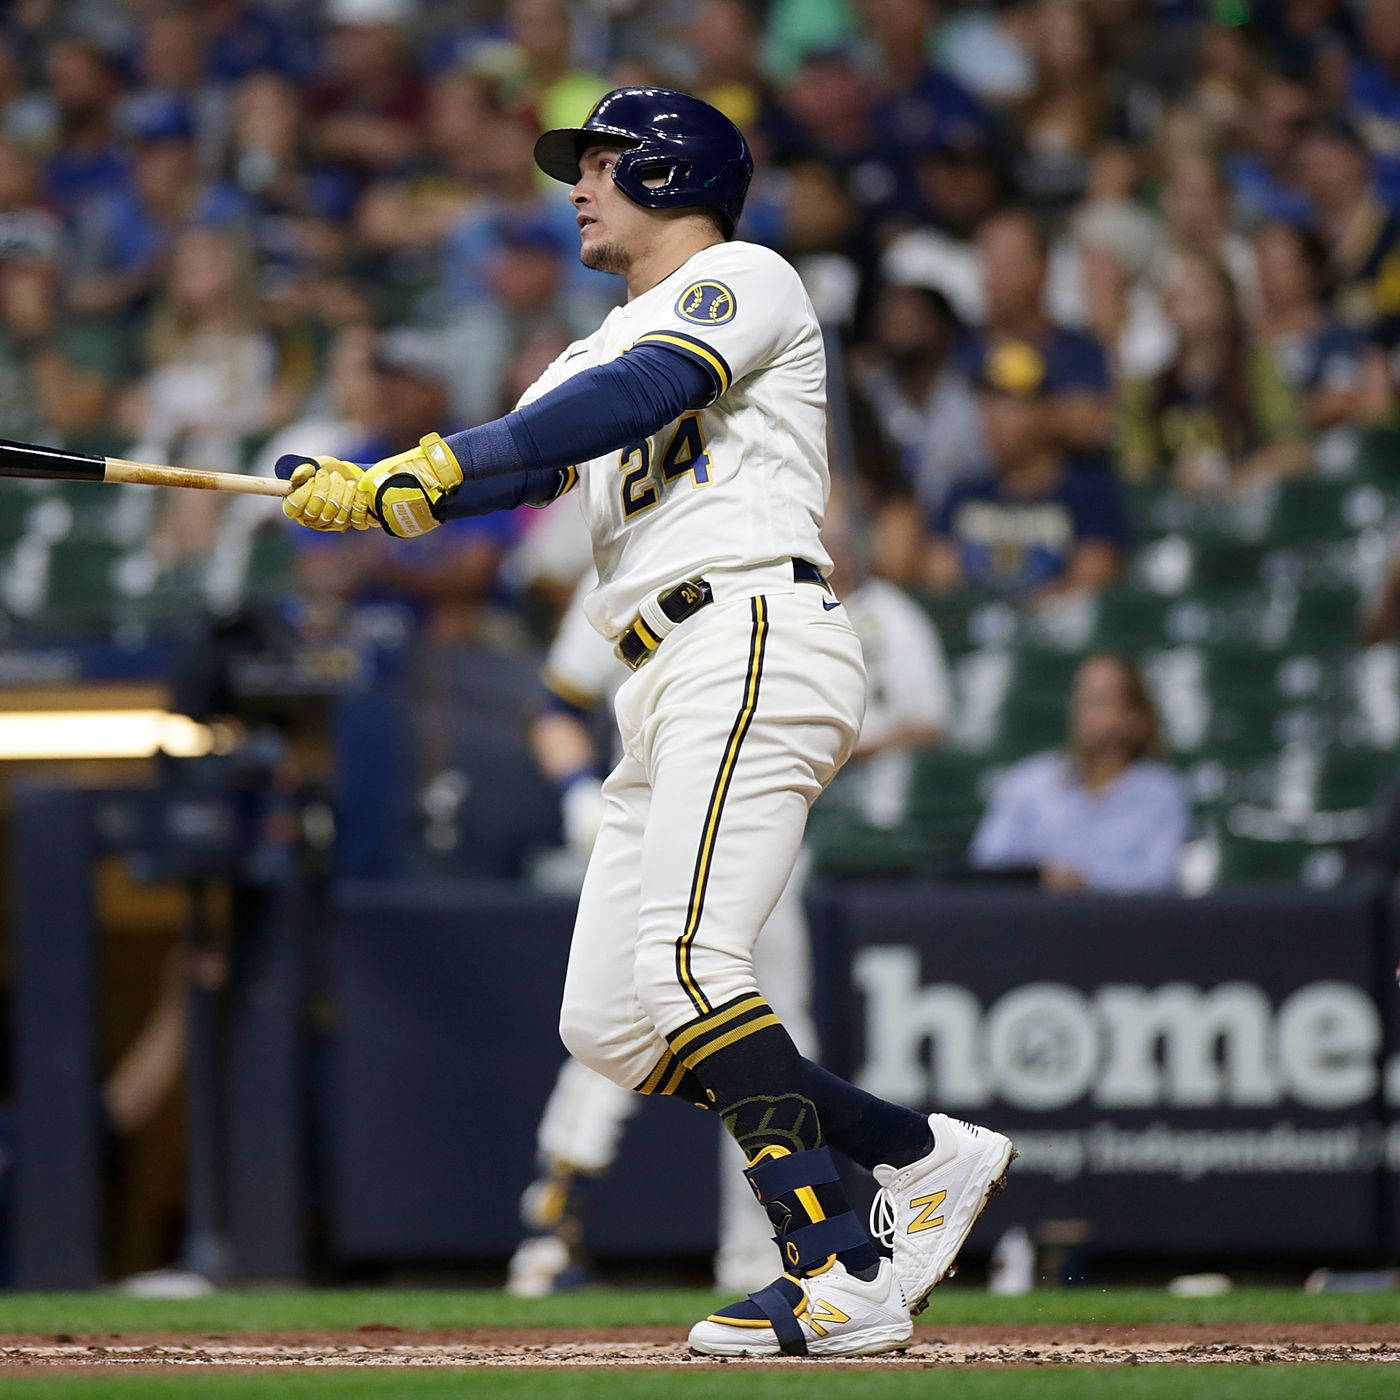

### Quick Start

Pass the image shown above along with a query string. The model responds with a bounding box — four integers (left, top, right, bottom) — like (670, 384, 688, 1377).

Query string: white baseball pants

(558, 566, 866, 1090)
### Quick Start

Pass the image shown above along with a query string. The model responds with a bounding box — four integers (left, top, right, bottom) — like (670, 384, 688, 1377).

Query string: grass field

(0, 1288, 1395, 1397)
(0, 1286, 1397, 1334)
(0, 1368, 1397, 1400)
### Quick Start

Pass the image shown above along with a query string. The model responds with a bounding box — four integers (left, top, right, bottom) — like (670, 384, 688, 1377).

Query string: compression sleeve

(441, 344, 714, 484)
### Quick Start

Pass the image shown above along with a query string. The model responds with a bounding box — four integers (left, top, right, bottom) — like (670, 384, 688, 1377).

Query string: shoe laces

(869, 1184, 897, 1250)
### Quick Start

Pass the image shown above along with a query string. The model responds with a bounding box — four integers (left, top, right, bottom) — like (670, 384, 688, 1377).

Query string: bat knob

(274, 453, 318, 481)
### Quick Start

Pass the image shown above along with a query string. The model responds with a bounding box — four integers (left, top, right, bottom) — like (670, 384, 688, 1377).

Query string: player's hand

(280, 456, 371, 532)
(355, 432, 463, 539)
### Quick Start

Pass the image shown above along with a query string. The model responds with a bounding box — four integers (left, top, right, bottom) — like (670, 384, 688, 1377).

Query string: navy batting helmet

(534, 87, 753, 238)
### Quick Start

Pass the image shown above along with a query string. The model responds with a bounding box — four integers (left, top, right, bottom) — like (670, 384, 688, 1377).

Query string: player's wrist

(417, 432, 463, 492)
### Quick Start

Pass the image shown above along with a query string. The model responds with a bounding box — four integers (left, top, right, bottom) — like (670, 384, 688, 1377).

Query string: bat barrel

(0, 438, 105, 482)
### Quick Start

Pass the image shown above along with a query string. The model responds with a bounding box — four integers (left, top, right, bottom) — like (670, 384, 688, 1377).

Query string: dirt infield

(2, 1324, 1398, 1369)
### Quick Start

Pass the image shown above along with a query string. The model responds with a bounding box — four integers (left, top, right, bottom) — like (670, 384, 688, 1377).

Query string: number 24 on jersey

(619, 414, 711, 519)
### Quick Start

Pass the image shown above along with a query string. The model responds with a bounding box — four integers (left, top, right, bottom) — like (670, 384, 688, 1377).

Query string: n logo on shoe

(807, 1300, 851, 1337)
(908, 1190, 947, 1234)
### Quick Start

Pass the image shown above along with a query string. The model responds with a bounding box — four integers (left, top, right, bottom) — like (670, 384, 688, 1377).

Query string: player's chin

(580, 237, 628, 275)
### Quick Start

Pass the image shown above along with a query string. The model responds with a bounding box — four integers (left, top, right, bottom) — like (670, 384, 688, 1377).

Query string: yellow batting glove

(282, 457, 371, 532)
(356, 432, 464, 539)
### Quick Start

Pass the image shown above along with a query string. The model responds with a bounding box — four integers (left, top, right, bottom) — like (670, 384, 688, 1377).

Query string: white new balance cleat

(689, 1257, 913, 1358)
(870, 1113, 1017, 1315)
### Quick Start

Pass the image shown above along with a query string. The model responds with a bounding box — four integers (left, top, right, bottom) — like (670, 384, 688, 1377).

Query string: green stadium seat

(1281, 585, 1364, 650)
(1269, 476, 1391, 545)
(1131, 484, 1275, 544)
(1092, 588, 1177, 649)
(805, 812, 934, 877)
(1352, 424, 1400, 484)
(908, 748, 1000, 822)
(239, 527, 296, 606)
(914, 590, 1017, 657)
(1315, 745, 1390, 811)
(1213, 831, 1343, 885)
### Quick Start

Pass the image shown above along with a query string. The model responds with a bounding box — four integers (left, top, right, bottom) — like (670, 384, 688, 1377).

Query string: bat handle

(104, 458, 293, 497)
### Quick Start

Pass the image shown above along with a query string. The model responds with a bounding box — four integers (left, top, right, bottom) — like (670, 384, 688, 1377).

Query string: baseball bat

(0, 437, 292, 498)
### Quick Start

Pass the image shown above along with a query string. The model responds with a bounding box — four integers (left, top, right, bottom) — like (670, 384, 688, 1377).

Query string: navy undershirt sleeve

(435, 464, 569, 518)
(441, 344, 715, 486)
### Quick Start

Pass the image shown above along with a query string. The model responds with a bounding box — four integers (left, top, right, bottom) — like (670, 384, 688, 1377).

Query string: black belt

(616, 559, 827, 671)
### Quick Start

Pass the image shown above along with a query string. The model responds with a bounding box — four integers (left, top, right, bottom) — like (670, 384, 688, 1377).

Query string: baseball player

(280, 88, 1014, 1358)
(515, 571, 817, 1299)
(509, 572, 819, 1298)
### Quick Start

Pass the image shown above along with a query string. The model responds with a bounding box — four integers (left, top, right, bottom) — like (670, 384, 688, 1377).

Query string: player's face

(572, 144, 654, 274)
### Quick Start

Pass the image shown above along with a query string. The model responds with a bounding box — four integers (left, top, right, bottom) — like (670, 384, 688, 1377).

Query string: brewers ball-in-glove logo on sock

(677, 280, 737, 325)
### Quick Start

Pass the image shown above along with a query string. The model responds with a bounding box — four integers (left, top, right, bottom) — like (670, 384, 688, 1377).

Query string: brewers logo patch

(676, 280, 737, 326)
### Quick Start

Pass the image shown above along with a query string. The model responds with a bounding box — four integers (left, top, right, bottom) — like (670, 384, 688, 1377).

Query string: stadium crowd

(2, 0, 1400, 890)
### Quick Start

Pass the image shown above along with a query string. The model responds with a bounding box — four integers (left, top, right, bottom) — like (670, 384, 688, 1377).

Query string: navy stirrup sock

(799, 1058, 935, 1171)
(662, 997, 882, 1283)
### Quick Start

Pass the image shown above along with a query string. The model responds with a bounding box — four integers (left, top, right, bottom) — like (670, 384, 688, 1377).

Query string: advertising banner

(829, 884, 1394, 1257)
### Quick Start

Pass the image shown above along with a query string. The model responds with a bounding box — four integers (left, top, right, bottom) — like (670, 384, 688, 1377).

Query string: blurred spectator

(0, 33, 49, 146)
(852, 282, 983, 515)
(1348, 0, 1400, 212)
(936, 0, 1036, 109)
(254, 323, 377, 475)
(133, 226, 284, 559)
(762, 0, 859, 81)
(828, 516, 952, 829)
(119, 8, 227, 178)
(0, 135, 60, 439)
(41, 36, 128, 220)
(1159, 147, 1257, 311)
(205, 0, 304, 84)
(308, 0, 426, 184)
(879, 126, 1005, 322)
(219, 70, 355, 292)
(1363, 539, 1400, 647)
(1120, 246, 1308, 492)
(436, 107, 614, 423)
(1253, 220, 1368, 433)
(67, 96, 242, 323)
(500, 0, 609, 133)
(926, 344, 1127, 602)
(213, 322, 380, 613)
(293, 330, 518, 643)
(1181, 17, 1258, 147)
(686, 0, 782, 140)
(1016, 0, 1115, 209)
(1075, 239, 1172, 383)
(0, 132, 61, 267)
(1226, 70, 1313, 228)
(777, 50, 890, 239)
(1050, 144, 1170, 377)
(1259, 0, 1358, 83)
(970, 653, 1187, 891)
(1295, 119, 1400, 328)
(959, 208, 1114, 458)
(860, 0, 992, 231)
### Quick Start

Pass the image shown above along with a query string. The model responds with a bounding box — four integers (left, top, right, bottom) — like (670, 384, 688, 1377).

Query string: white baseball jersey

(519, 240, 833, 639)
